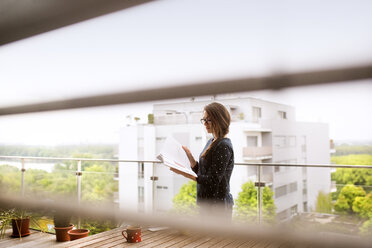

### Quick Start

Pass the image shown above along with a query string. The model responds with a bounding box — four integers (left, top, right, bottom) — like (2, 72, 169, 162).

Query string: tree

(234, 181, 276, 223)
(352, 192, 372, 219)
(315, 191, 332, 214)
(334, 184, 366, 214)
(172, 181, 198, 215)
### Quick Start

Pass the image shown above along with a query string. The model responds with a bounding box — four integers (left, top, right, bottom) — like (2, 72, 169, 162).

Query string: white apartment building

(119, 96, 331, 221)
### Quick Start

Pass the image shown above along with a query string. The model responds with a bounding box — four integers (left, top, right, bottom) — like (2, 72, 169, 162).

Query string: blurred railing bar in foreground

(0, 194, 371, 248)
(0, 0, 157, 45)
(0, 63, 372, 116)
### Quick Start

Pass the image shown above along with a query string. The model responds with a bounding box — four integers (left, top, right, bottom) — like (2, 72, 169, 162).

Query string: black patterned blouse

(192, 138, 234, 208)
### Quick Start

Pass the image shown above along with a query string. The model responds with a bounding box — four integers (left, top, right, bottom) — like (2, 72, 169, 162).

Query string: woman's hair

(201, 102, 231, 158)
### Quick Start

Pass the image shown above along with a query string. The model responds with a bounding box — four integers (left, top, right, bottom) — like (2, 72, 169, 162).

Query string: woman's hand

(170, 168, 196, 181)
(182, 146, 197, 168)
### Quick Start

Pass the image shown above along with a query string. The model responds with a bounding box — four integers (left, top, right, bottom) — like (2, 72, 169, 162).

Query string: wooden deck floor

(0, 227, 292, 248)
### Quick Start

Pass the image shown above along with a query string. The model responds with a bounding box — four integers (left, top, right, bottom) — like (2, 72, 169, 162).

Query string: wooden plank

(210, 237, 237, 248)
(235, 240, 260, 248)
(0, 229, 50, 248)
(96, 229, 161, 248)
(67, 228, 127, 248)
(249, 240, 273, 248)
(54, 227, 124, 248)
(156, 233, 198, 248)
(8, 234, 55, 248)
(12, 235, 57, 248)
(261, 242, 280, 248)
(219, 238, 250, 248)
(181, 236, 214, 248)
(165, 234, 205, 248)
(136, 231, 183, 248)
(88, 229, 166, 248)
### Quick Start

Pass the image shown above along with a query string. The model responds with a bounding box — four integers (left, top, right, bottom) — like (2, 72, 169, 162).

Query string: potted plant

(0, 209, 13, 239)
(0, 209, 31, 238)
(53, 213, 73, 242)
(68, 228, 90, 241)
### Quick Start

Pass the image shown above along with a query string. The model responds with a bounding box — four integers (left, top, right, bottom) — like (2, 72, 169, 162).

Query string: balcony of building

(242, 146, 273, 160)
(1, 156, 371, 248)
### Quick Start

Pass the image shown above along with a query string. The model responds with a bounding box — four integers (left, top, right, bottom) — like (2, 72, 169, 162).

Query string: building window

(252, 106, 261, 123)
(290, 205, 298, 216)
(289, 182, 297, 193)
(246, 136, 258, 147)
(288, 136, 296, 147)
(274, 136, 286, 147)
(156, 185, 169, 190)
(303, 179, 307, 195)
(275, 185, 287, 198)
(278, 111, 287, 119)
(277, 209, 288, 221)
(303, 202, 308, 212)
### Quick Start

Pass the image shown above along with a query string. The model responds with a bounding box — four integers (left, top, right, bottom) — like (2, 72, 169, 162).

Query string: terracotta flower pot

(68, 229, 90, 241)
(54, 224, 74, 242)
(11, 218, 30, 238)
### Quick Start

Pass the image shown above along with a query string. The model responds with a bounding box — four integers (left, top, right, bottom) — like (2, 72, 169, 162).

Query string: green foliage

(234, 181, 276, 223)
(353, 192, 372, 219)
(315, 191, 333, 214)
(80, 218, 117, 235)
(334, 185, 366, 214)
(331, 154, 372, 166)
(360, 218, 372, 237)
(331, 154, 372, 198)
(147, 113, 154, 124)
(0, 146, 119, 234)
(334, 145, 372, 156)
(172, 181, 198, 215)
(0, 144, 116, 158)
(0, 209, 14, 239)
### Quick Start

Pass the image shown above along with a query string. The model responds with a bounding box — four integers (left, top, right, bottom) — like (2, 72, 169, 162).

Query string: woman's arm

(169, 168, 196, 181)
(182, 146, 197, 168)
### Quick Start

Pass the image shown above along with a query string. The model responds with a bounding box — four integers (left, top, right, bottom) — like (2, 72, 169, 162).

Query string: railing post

(76, 160, 82, 229)
(21, 158, 25, 197)
(256, 165, 263, 225)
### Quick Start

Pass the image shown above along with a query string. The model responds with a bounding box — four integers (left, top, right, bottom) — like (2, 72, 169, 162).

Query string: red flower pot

(11, 218, 30, 238)
(54, 224, 74, 242)
(68, 229, 90, 241)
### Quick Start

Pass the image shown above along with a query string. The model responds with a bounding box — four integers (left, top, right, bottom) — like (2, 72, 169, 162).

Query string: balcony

(242, 146, 272, 160)
(1, 156, 371, 248)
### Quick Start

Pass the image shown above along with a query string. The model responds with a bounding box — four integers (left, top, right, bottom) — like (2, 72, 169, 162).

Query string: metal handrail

(1, 155, 371, 169)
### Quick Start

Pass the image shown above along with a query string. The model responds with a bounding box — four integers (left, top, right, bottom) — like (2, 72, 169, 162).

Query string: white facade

(119, 97, 331, 220)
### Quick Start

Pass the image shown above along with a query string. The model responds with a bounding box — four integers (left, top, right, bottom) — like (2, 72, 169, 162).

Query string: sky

(0, 0, 372, 145)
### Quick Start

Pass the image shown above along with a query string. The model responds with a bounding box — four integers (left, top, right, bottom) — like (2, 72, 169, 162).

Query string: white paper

(156, 136, 197, 178)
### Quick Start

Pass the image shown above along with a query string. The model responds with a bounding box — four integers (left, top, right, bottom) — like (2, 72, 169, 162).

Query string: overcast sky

(0, 0, 371, 145)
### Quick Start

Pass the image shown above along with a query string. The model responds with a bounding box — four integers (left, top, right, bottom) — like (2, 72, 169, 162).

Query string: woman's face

(202, 111, 213, 134)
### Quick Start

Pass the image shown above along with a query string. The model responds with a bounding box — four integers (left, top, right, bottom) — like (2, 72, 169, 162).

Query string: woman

(171, 102, 234, 220)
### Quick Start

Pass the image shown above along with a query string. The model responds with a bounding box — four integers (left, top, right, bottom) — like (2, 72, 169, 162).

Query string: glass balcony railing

(0, 155, 371, 239)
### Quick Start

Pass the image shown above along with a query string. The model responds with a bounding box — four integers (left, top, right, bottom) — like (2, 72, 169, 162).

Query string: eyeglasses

(200, 118, 212, 125)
